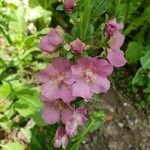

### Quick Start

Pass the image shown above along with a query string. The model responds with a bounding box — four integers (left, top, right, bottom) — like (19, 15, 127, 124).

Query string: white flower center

(82, 68, 96, 83)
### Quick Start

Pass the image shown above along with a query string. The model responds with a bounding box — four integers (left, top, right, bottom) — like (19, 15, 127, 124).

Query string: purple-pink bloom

(108, 31, 125, 49)
(64, 0, 76, 13)
(107, 31, 127, 67)
(70, 38, 86, 54)
(107, 48, 127, 67)
(65, 108, 87, 137)
(54, 127, 68, 149)
(38, 57, 75, 103)
(66, 57, 113, 101)
(42, 97, 74, 125)
(105, 18, 124, 36)
(40, 28, 63, 53)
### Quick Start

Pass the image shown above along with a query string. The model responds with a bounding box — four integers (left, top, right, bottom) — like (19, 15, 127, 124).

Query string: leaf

(1, 142, 24, 150)
(64, 34, 74, 43)
(0, 59, 6, 75)
(91, 0, 108, 23)
(90, 111, 105, 132)
(140, 50, 150, 69)
(0, 99, 12, 113)
(125, 42, 143, 64)
(132, 68, 148, 86)
(14, 88, 42, 117)
(29, 0, 55, 9)
(9, 7, 26, 43)
(0, 115, 13, 129)
(0, 81, 11, 99)
(26, 6, 52, 21)
(124, 7, 150, 35)
(90, 94, 101, 102)
(29, 126, 58, 150)
(144, 80, 150, 93)
(32, 110, 46, 126)
(128, 0, 144, 15)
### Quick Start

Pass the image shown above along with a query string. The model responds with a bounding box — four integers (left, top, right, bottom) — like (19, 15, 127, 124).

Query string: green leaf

(90, 94, 101, 102)
(0, 99, 12, 113)
(0, 81, 11, 99)
(0, 58, 7, 75)
(9, 7, 26, 43)
(124, 6, 150, 35)
(29, 0, 55, 9)
(91, 0, 108, 23)
(144, 80, 150, 93)
(90, 111, 105, 132)
(1, 142, 24, 150)
(14, 88, 42, 117)
(64, 34, 74, 43)
(140, 50, 150, 69)
(125, 42, 143, 64)
(0, 114, 13, 129)
(132, 68, 148, 86)
(26, 6, 52, 21)
(32, 110, 46, 126)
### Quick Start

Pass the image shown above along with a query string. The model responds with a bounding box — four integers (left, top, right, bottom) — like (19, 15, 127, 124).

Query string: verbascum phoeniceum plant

(38, 0, 126, 149)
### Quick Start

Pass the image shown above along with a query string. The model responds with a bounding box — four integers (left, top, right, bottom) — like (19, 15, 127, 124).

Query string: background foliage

(0, 0, 150, 149)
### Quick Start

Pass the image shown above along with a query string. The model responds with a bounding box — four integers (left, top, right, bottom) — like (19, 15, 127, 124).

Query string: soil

(81, 87, 150, 150)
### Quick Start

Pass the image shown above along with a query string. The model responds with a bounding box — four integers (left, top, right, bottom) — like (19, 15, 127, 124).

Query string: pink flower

(40, 28, 63, 53)
(107, 48, 127, 67)
(38, 57, 75, 103)
(42, 97, 74, 125)
(107, 31, 127, 67)
(108, 31, 125, 49)
(66, 57, 113, 101)
(65, 108, 87, 137)
(54, 127, 68, 149)
(70, 38, 86, 53)
(105, 18, 124, 36)
(64, 0, 76, 13)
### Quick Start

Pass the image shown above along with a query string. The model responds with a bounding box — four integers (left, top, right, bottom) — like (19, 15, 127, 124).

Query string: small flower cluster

(38, 2, 126, 148)
(105, 18, 127, 67)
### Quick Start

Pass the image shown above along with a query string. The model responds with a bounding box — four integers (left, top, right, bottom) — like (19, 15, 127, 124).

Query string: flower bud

(54, 127, 68, 149)
(105, 18, 124, 36)
(40, 28, 63, 53)
(70, 38, 86, 53)
(64, 0, 76, 13)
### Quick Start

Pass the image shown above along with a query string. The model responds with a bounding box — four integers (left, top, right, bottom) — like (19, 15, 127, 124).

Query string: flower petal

(40, 36, 56, 53)
(42, 105, 60, 124)
(91, 75, 110, 93)
(37, 64, 57, 83)
(72, 79, 92, 101)
(95, 59, 113, 76)
(61, 106, 74, 124)
(71, 65, 82, 77)
(70, 38, 86, 53)
(47, 28, 63, 46)
(108, 31, 125, 49)
(59, 85, 75, 103)
(77, 57, 93, 68)
(64, 0, 76, 13)
(54, 127, 68, 149)
(41, 81, 59, 100)
(107, 49, 127, 67)
(53, 57, 72, 72)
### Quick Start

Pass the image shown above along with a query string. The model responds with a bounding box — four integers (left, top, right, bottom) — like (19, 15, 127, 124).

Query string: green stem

(80, 0, 93, 39)
(81, 119, 94, 136)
